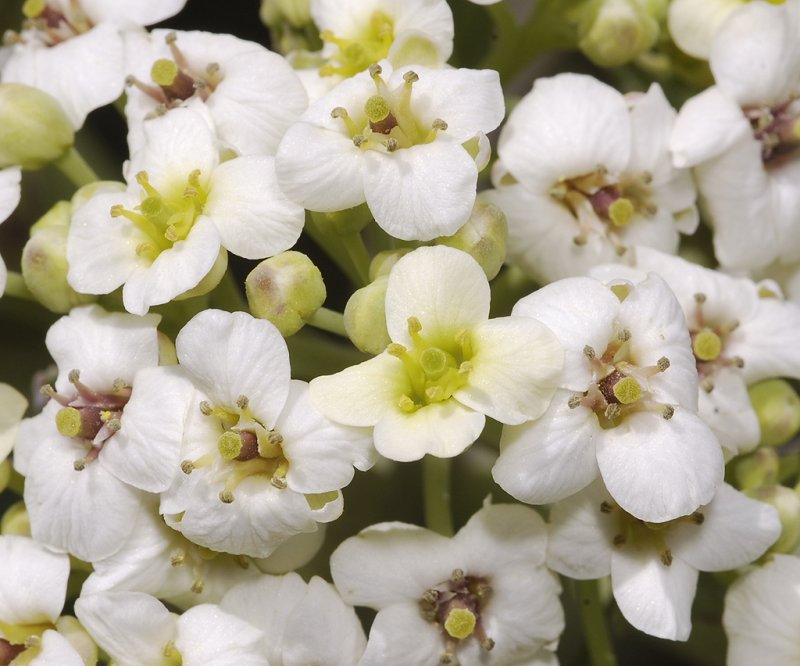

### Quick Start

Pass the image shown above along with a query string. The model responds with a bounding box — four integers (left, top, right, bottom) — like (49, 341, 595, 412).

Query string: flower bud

(369, 249, 413, 281)
(0, 460, 9, 493)
(261, 0, 311, 27)
(575, 0, 662, 68)
(0, 83, 74, 169)
(260, 0, 319, 54)
(246, 251, 326, 336)
(22, 224, 96, 313)
(749, 379, 800, 448)
(745, 485, 800, 554)
(344, 276, 390, 355)
(735, 447, 779, 490)
(55, 616, 98, 666)
(436, 201, 508, 279)
(1, 500, 30, 536)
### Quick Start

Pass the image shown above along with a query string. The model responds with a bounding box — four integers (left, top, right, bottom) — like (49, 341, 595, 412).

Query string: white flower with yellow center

(75, 591, 267, 666)
(275, 61, 504, 241)
(493, 273, 724, 523)
(591, 246, 800, 456)
(292, 0, 454, 101)
(670, 0, 800, 271)
(0, 535, 92, 665)
(0, 166, 21, 297)
(330, 503, 564, 665)
(151, 309, 373, 558)
(547, 480, 780, 641)
(483, 73, 697, 285)
(67, 107, 304, 315)
(1, 0, 187, 129)
(220, 573, 367, 665)
(723, 554, 800, 665)
(310, 246, 563, 462)
(123, 29, 308, 156)
(12, 305, 168, 561)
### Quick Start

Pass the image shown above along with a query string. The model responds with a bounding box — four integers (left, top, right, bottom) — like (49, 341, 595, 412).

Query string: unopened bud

(260, 0, 311, 28)
(369, 249, 412, 281)
(575, 0, 661, 68)
(0, 83, 74, 169)
(55, 616, 98, 666)
(0, 460, 9, 493)
(749, 379, 800, 448)
(246, 251, 326, 336)
(1, 500, 30, 536)
(735, 447, 779, 490)
(436, 201, 507, 279)
(344, 276, 390, 355)
(745, 485, 800, 554)
(158, 332, 178, 366)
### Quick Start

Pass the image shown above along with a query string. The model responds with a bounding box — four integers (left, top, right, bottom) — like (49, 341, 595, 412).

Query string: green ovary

(390, 317, 472, 413)
(112, 170, 208, 262)
(320, 11, 394, 78)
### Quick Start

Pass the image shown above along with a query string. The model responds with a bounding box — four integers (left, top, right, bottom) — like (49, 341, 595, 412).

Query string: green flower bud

(369, 248, 413, 281)
(0, 460, 9, 493)
(22, 225, 96, 313)
(246, 251, 327, 336)
(745, 484, 800, 554)
(344, 275, 390, 355)
(158, 332, 178, 366)
(574, 0, 661, 68)
(1, 500, 30, 536)
(735, 447, 779, 490)
(0, 83, 74, 169)
(436, 201, 508, 280)
(749, 379, 800, 448)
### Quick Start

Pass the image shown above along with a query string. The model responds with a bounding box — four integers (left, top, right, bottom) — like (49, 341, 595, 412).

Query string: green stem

(423, 455, 454, 536)
(306, 307, 347, 338)
(577, 579, 618, 666)
(3, 271, 36, 302)
(340, 231, 371, 286)
(53, 146, 99, 188)
(306, 212, 363, 286)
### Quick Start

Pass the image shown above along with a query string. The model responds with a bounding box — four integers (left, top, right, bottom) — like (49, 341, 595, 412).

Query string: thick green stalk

(53, 146, 99, 188)
(3, 271, 36, 303)
(306, 307, 347, 338)
(423, 455, 454, 537)
(577, 579, 618, 666)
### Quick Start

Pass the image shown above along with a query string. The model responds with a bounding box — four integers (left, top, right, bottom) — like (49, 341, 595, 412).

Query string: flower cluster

(1, 0, 799, 664)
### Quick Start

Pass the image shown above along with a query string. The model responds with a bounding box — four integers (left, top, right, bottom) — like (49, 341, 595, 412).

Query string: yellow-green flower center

(692, 329, 722, 362)
(319, 11, 394, 78)
(111, 170, 208, 263)
(388, 317, 472, 413)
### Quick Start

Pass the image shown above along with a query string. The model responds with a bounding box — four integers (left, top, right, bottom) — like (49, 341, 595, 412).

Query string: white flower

(123, 29, 308, 156)
(331, 502, 564, 665)
(1, 0, 187, 128)
(13, 305, 161, 561)
(0, 535, 86, 665)
(310, 245, 563, 461)
(150, 309, 373, 557)
(0, 166, 21, 296)
(275, 61, 504, 241)
(667, 0, 743, 60)
(75, 591, 268, 666)
(220, 572, 367, 665)
(292, 0, 455, 101)
(547, 480, 781, 641)
(484, 73, 697, 285)
(670, 0, 800, 271)
(67, 107, 304, 315)
(723, 554, 800, 665)
(493, 273, 724, 522)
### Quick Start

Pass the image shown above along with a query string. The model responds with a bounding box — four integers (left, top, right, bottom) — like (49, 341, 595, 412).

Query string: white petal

(667, 0, 740, 60)
(102, 366, 193, 493)
(275, 121, 366, 212)
(494, 391, 601, 506)
(330, 522, 453, 608)
(310, 353, 409, 427)
(206, 155, 304, 259)
(177, 309, 291, 425)
(385, 245, 489, 346)
(74, 591, 175, 666)
(359, 603, 443, 666)
(0, 536, 69, 624)
(512, 277, 620, 392)
(698, 368, 760, 456)
(279, 381, 375, 494)
(627, 83, 676, 174)
(499, 73, 631, 192)
(596, 409, 724, 523)
(611, 547, 698, 641)
(34, 629, 85, 666)
(81, 0, 187, 24)
(0, 383, 27, 462)
(454, 316, 562, 424)
(669, 483, 780, 572)
(373, 400, 485, 461)
(176, 604, 267, 666)
(0, 167, 21, 222)
(362, 138, 477, 241)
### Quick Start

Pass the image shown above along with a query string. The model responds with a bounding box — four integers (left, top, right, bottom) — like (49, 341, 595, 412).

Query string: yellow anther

(407, 316, 423, 336)
(386, 343, 407, 358)
(151, 58, 179, 87)
(403, 70, 419, 85)
(384, 138, 399, 152)
(369, 63, 383, 78)
(612, 376, 642, 405)
(432, 118, 448, 131)
(444, 608, 476, 640)
(398, 395, 417, 413)
(693, 330, 722, 362)
(365, 95, 391, 122)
